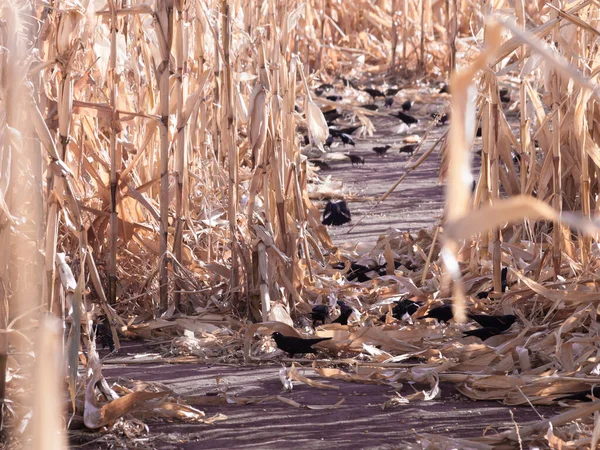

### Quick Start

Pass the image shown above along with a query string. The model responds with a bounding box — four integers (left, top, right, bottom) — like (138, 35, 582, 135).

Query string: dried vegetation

(2, 0, 600, 448)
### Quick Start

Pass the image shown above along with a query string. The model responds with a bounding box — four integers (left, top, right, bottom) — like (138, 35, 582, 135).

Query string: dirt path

(319, 106, 449, 249)
(90, 346, 559, 449)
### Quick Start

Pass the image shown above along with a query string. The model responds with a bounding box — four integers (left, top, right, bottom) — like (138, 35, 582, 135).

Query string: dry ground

(71, 101, 555, 449)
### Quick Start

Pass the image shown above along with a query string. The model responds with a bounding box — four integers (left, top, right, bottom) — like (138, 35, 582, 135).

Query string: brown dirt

(85, 349, 559, 450)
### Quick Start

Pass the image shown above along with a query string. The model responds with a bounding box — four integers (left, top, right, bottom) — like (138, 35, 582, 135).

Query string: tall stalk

(156, 0, 174, 313)
(108, 0, 119, 306)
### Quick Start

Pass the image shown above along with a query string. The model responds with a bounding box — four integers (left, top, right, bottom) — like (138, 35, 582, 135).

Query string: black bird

(326, 94, 343, 102)
(467, 314, 517, 332)
(323, 109, 342, 123)
(392, 299, 420, 319)
(399, 144, 417, 155)
(501, 267, 508, 292)
(93, 317, 115, 352)
(310, 305, 329, 327)
(340, 77, 359, 89)
(332, 301, 353, 325)
(386, 88, 401, 97)
(340, 133, 356, 146)
(309, 159, 330, 170)
(347, 154, 364, 166)
(322, 200, 351, 226)
(384, 97, 394, 108)
(363, 88, 385, 99)
(401, 100, 412, 111)
(271, 332, 332, 357)
(361, 104, 379, 111)
(463, 327, 503, 341)
(345, 263, 378, 282)
(417, 305, 453, 323)
(324, 134, 334, 148)
(318, 83, 335, 92)
(390, 111, 418, 125)
(557, 387, 600, 402)
(372, 145, 391, 157)
(439, 84, 450, 94)
(329, 125, 361, 137)
(431, 112, 450, 125)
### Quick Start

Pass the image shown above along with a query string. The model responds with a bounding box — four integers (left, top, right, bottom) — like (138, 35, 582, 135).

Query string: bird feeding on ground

(390, 110, 418, 125)
(463, 327, 503, 341)
(310, 305, 329, 327)
(340, 133, 356, 146)
(362, 87, 385, 99)
(467, 314, 517, 332)
(384, 97, 394, 108)
(332, 300, 353, 325)
(361, 104, 379, 111)
(372, 145, 391, 157)
(271, 332, 332, 357)
(399, 144, 417, 156)
(417, 304, 453, 323)
(322, 200, 351, 226)
(347, 154, 364, 166)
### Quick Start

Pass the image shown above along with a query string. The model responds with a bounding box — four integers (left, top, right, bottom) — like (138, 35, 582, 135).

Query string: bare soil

(86, 344, 559, 450)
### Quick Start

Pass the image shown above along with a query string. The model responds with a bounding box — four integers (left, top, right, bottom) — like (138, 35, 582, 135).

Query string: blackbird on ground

(340, 77, 359, 89)
(361, 104, 379, 111)
(329, 125, 361, 137)
(401, 100, 412, 111)
(309, 159, 331, 170)
(347, 155, 364, 166)
(390, 111, 418, 125)
(271, 332, 332, 357)
(475, 266, 508, 298)
(324, 134, 334, 147)
(340, 133, 356, 146)
(318, 83, 335, 91)
(399, 144, 417, 155)
(417, 304, 453, 323)
(432, 112, 450, 125)
(501, 266, 508, 292)
(310, 305, 329, 327)
(93, 317, 115, 352)
(322, 200, 351, 226)
(363, 87, 385, 99)
(467, 314, 517, 331)
(386, 88, 401, 97)
(463, 327, 503, 341)
(332, 300, 353, 325)
(324, 109, 342, 124)
(384, 97, 394, 108)
(557, 387, 600, 402)
(380, 299, 421, 322)
(345, 263, 379, 282)
(372, 145, 391, 157)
